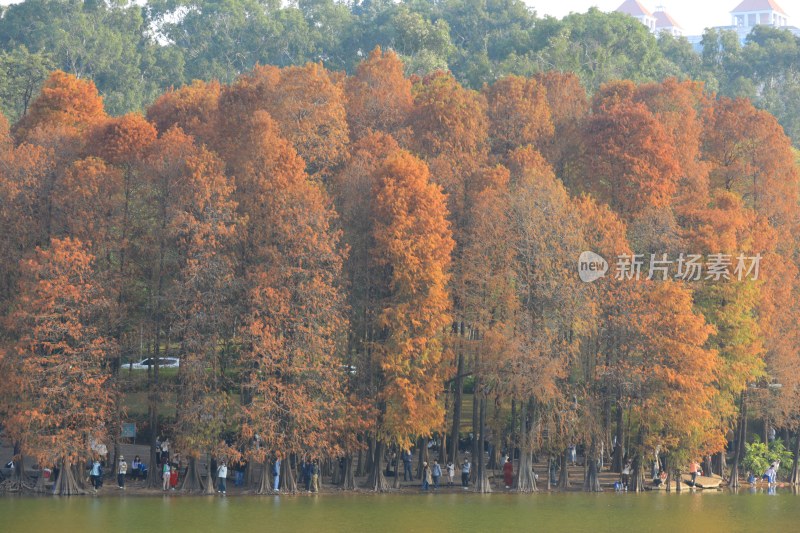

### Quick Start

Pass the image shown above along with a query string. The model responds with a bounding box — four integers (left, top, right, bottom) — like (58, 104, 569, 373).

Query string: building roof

(654, 9, 683, 29)
(731, 0, 788, 16)
(616, 0, 654, 18)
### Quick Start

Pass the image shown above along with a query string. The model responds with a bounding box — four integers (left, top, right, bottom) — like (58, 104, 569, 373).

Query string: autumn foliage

(1, 55, 799, 494)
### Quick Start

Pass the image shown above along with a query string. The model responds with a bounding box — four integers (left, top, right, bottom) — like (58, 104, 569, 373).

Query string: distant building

(615, 0, 656, 33)
(654, 6, 683, 37)
(730, 0, 789, 30)
(614, 0, 798, 45)
(718, 0, 798, 43)
(615, 1, 683, 37)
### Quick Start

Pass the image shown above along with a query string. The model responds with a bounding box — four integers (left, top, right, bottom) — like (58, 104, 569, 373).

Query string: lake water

(0, 489, 796, 532)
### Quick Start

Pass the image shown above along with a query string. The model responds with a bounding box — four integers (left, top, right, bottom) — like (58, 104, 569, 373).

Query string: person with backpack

(431, 460, 442, 489)
(461, 458, 471, 489)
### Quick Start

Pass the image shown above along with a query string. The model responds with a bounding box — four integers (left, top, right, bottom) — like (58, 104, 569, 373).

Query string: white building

(615, 0, 657, 33)
(616, 1, 684, 37)
(654, 6, 683, 37)
(730, 0, 790, 30)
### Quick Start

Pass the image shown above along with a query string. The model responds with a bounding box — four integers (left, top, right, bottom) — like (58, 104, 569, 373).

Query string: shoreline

(2, 479, 788, 498)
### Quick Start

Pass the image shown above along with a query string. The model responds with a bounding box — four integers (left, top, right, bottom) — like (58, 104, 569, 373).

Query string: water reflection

(3, 490, 800, 533)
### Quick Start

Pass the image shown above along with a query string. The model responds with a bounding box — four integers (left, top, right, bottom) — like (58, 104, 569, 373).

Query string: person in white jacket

(217, 461, 228, 494)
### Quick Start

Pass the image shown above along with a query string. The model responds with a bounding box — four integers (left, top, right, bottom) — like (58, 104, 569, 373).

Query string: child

(446, 461, 455, 487)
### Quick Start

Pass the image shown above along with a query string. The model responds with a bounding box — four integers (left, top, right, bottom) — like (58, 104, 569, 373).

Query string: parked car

(128, 357, 180, 370)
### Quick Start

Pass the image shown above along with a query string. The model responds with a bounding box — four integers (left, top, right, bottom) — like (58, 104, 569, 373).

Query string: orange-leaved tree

(368, 150, 454, 491)
(233, 110, 350, 493)
(345, 47, 413, 142)
(580, 81, 680, 218)
(169, 147, 239, 492)
(13, 70, 105, 144)
(483, 75, 553, 158)
(3, 237, 116, 495)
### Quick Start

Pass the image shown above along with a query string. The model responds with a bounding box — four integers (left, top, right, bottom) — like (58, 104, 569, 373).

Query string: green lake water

(0, 490, 796, 532)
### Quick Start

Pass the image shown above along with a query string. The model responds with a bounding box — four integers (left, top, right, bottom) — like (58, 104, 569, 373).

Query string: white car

(128, 357, 180, 370)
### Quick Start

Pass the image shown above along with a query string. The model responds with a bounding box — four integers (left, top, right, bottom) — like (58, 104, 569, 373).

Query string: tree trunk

(583, 438, 601, 492)
(713, 451, 726, 478)
(284, 455, 298, 493)
(702, 455, 713, 478)
(517, 451, 537, 493)
(205, 454, 216, 495)
(392, 449, 400, 489)
(489, 418, 501, 472)
(475, 394, 491, 493)
(729, 391, 748, 489)
(449, 348, 464, 467)
(791, 431, 800, 486)
(355, 446, 364, 478)
(470, 392, 479, 482)
(368, 440, 389, 492)
(73, 462, 88, 492)
(558, 448, 570, 489)
(364, 436, 374, 476)
(145, 336, 162, 490)
(52, 460, 85, 496)
(416, 438, 424, 480)
(509, 399, 517, 463)
(180, 456, 204, 492)
(6, 453, 26, 493)
(341, 454, 356, 491)
(255, 460, 271, 494)
(611, 399, 624, 473)
(244, 459, 255, 490)
(630, 449, 645, 493)
(515, 400, 537, 492)
(675, 469, 682, 492)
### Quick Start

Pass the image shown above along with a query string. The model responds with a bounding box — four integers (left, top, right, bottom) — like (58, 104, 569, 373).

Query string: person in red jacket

(503, 457, 514, 488)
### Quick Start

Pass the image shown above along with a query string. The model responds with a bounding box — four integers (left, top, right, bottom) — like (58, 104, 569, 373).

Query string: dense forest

(2, 0, 800, 145)
(1, 39, 799, 494)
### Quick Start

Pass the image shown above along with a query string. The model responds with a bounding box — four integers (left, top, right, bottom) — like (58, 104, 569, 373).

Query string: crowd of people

(21, 437, 786, 495)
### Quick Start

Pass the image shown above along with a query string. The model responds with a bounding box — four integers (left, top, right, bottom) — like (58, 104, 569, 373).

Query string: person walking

(273, 455, 281, 493)
(422, 461, 432, 490)
(162, 461, 171, 491)
(432, 460, 442, 489)
(90, 460, 102, 492)
(403, 449, 414, 482)
(503, 457, 514, 489)
(302, 459, 312, 492)
(461, 458, 471, 489)
(689, 460, 700, 487)
(117, 456, 128, 489)
(217, 461, 228, 494)
(446, 461, 455, 487)
(621, 460, 632, 491)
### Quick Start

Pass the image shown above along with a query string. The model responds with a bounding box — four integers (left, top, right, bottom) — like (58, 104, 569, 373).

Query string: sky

(526, 0, 795, 36)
